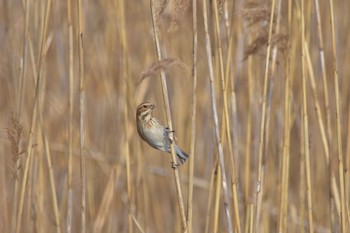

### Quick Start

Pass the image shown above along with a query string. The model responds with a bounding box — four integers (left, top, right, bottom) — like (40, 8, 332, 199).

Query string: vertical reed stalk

(124, 29, 134, 233)
(329, 0, 346, 232)
(212, 1, 241, 232)
(15, 0, 51, 232)
(119, 0, 133, 232)
(314, 0, 332, 154)
(213, 164, 222, 233)
(304, 40, 336, 228)
(244, 56, 253, 233)
(278, 33, 291, 233)
(263, 0, 281, 184)
(314, 1, 339, 229)
(346, 105, 350, 204)
(18, 0, 30, 117)
(248, 203, 254, 233)
(280, 1, 293, 230)
(226, 4, 239, 173)
(299, 89, 306, 233)
(93, 166, 117, 232)
(76, 0, 86, 231)
(10, 150, 20, 233)
(40, 121, 61, 233)
(301, 1, 314, 231)
(204, 160, 218, 233)
(0, 146, 7, 232)
(66, 0, 74, 232)
(11, 0, 31, 232)
(254, 0, 276, 231)
(304, 46, 329, 159)
(149, 1, 188, 231)
(36, 65, 57, 231)
(187, 0, 198, 231)
(202, 0, 233, 232)
(25, 143, 35, 231)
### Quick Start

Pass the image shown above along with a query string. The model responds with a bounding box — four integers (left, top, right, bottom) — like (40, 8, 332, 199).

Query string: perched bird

(136, 102, 189, 164)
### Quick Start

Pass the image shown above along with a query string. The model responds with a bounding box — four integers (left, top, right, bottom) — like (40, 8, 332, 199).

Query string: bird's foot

(165, 126, 175, 133)
(165, 127, 176, 142)
(171, 161, 180, 169)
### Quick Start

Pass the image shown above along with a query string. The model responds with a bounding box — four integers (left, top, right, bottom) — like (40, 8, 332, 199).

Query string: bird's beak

(150, 104, 156, 109)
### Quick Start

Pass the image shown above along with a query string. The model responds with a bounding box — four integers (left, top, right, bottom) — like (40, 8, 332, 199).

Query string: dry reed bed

(1, 0, 350, 233)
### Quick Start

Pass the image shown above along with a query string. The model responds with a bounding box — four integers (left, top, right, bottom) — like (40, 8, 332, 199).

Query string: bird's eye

(143, 105, 146, 108)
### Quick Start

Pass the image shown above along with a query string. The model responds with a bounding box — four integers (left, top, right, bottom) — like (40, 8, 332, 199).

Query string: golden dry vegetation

(1, 0, 350, 233)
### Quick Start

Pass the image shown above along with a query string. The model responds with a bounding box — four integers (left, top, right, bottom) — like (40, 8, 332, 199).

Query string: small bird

(136, 102, 189, 164)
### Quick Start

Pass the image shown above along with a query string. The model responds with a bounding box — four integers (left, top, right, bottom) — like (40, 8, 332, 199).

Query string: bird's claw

(165, 126, 175, 133)
(165, 127, 175, 142)
(171, 161, 180, 169)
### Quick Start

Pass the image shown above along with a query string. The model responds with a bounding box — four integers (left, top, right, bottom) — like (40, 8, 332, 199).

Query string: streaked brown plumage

(136, 102, 188, 164)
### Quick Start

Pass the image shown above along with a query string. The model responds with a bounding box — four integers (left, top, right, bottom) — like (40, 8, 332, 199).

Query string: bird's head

(136, 102, 156, 120)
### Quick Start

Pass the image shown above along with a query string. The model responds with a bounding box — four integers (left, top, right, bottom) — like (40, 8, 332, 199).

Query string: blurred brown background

(1, 0, 350, 232)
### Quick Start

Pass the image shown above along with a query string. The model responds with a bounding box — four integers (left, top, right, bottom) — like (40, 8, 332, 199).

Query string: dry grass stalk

(93, 166, 118, 232)
(244, 56, 254, 233)
(313, 0, 332, 159)
(15, 1, 52, 232)
(76, 0, 86, 231)
(312, 7, 334, 224)
(212, 0, 241, 232)
(187, 0, 198, 231)
(213, 163, 222, 233)
(346, 105, 350, 209)
(204, 159, 218, 233)
(328, 0, 346, 231)
(304, 35, 343, 226)
(2, 0, 350, 232)
(202, 0, 233, 232)
(118, 0, 133, 232)
(40, 122, 61, 233)
(278, 34, 291, 233)
(301, 0, 314, 231)
(66, 0, 74, 232)
(150, 0, 188, 231)
(254, 0, 276, 231)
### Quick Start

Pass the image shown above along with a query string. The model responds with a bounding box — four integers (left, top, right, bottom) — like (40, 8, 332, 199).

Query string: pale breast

(142, 119, 167, 151)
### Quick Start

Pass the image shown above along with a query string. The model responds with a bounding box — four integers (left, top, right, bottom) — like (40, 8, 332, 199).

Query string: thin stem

(213, 164, 222, 233)
(76, 0, 86, 231)
(11, 0, 31, 231)
(149, 1, 188, 232)
(244, 56, 253, 233)
(254, 0, 276, 231)
(329, 0, 346, 231)
(204, 160, 218, 233)
(119, 0, 133, 232)
(314, 0, 332, 152)
(301, 0, 314, 231)
(66, 0, 74, 232)
(15, 0, 52, 232)
(278, 33, 291, 233)
(93, 167, 118, 232)
(40, 119, 61, 233)
(212, 1, 241, 232)
(202, 0, 233, 232)
(187, 0, 198, 231)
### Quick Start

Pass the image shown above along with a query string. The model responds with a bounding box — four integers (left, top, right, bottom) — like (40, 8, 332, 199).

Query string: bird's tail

(174, 144, 189, 164)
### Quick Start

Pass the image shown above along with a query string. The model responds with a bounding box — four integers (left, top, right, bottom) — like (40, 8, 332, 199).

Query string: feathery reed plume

(5, 113, 25, 179)
(138, 58, 188, 85)
(242, 1, 287, 60)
